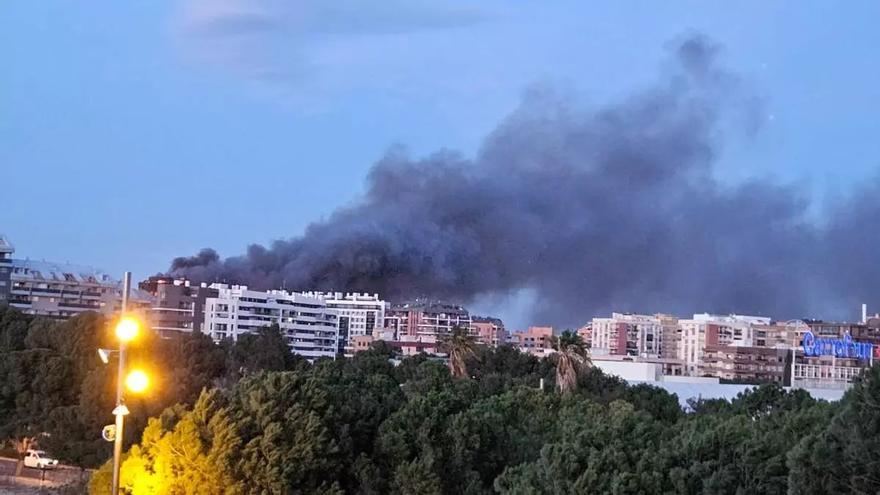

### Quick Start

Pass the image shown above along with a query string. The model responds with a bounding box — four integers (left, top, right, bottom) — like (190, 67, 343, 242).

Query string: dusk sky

(4, 1, 880, 326)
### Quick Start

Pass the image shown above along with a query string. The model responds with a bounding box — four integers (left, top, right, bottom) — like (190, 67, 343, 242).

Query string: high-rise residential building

(590, 313, 664, 358)
(139, 276, 219, 337)
(678, 314, 770, 376)
(384, 300, 472, 339)
(302, 292, 386, 355)
(470, 316, 506, 346)
(0, 235, 153, 318)
(203, 284, 339, 360)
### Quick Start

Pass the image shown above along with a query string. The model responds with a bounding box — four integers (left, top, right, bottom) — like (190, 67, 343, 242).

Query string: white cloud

(175, 0, 489, 86)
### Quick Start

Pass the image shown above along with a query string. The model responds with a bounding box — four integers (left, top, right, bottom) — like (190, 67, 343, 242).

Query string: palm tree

(442, 326, 478, 379)
(551, 330, 590, 394)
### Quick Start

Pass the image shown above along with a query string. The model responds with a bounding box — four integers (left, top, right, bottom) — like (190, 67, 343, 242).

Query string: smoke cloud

(170, 34, 873, 325)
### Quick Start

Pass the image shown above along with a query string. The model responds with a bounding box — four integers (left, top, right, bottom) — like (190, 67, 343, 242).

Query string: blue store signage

(802, 331, 873, 360)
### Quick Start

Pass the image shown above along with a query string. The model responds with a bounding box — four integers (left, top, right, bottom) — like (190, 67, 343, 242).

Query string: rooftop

(390, 299, 469, 315)
(12, 258, 116, 285)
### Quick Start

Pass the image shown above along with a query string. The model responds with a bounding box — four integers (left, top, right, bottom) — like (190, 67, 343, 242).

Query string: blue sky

(3, 1, 880, 324)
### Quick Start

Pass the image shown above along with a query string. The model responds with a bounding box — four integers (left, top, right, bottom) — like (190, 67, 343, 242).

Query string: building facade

(384, 300, 472, 339)
(203, 285, 339, 360)
(0, 236, 153, 318)
(591, 313, 664, 358)
(700, 345, 789, 382)
(511, 326, 554, 357)
(470, 316, 506, 346)
(0, 236, 13, 303)
(139, 277, 219, 337)
(658, 314, 680, 360)
(301, 292, 385, 355)
(678, 314, 770, 376)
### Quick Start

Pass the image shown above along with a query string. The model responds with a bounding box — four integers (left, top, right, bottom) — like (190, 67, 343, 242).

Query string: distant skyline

(4, 1, 880, 327)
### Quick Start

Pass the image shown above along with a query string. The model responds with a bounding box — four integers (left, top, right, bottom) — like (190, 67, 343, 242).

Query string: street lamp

(102, 272, 151, 495)
(125, 370, 149, 394)
(115, 317, 140, 342)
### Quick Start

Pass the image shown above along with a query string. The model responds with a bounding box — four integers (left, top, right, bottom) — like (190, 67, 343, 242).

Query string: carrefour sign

(802, 331, 873, 360)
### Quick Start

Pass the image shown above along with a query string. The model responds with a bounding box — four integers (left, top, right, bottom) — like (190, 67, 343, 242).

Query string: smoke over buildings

(169, 35, 877, 325)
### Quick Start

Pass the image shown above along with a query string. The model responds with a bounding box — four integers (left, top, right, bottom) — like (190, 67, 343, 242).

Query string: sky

(3, 1, 880, 327)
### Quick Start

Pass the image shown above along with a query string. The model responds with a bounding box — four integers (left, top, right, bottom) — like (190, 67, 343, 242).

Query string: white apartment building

(678, 313, 770, 376)
(302, 292, 386, 355)
(591, 313, 664, 358)
(204, 285, 339, 360)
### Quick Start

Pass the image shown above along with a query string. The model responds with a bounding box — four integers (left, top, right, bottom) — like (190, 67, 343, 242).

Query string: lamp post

(111, 272, 131, 495)
(97, 272, 150, 495)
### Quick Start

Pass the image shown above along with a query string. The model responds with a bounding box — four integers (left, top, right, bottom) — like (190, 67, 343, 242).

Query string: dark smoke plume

(170, 35, 874, 325)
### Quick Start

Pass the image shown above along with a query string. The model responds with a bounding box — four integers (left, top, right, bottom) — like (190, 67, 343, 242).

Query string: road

(0, 458, 82, 485)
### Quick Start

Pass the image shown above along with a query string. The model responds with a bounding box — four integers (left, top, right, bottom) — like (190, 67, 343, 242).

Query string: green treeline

(1, 306, 878, 494)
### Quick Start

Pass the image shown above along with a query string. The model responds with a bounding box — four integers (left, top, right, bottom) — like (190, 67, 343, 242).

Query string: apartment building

(678, 314, 770, 376)
(471, 316, 506, 346)
(658, 314, 680, 360)
(511, 326, 554, 357)
(591, 313, 663, 358)
(384, 300, 472, 339)
(0, 236, 153, 318)
(302, 292, 386, 355)
(203, 285, 339, 360)
(701, 345, 789, 382)
(139, 276, 219, 337)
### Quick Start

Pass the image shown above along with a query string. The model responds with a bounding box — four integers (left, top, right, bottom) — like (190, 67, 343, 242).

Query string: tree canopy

(1, 305, 878, 494)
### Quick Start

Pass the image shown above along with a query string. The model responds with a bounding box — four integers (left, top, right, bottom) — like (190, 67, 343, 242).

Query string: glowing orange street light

(115, 316, 140, 342)
(125, 370, 149, 393)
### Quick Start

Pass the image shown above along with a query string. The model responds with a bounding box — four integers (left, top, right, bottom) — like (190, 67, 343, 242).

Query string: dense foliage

(0, 306, 291, 468)
(2, 305, 880, 493)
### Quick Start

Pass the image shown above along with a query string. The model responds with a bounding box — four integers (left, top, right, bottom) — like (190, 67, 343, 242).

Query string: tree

(9, 436, 36, 476)
(82, 344, 869, 494)
(0, 310, 237, 471)
(550, 330, 589, 394)
(88, 394, 243, 495)
(392, 456, 443, 495)
(441, 326, 478, 379)
(788, 365, 880, 493)
(0, 305, 33, 353)
(225, 324, 306, 379)
(444, 388, 564, 493)
(156, 331, 228, 405)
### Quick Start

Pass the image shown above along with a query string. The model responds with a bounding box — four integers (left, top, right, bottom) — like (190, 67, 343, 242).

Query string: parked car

(23, 449, 58, 470)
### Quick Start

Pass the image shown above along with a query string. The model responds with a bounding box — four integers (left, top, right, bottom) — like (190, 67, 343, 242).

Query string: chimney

(862, 303, 868, 324)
